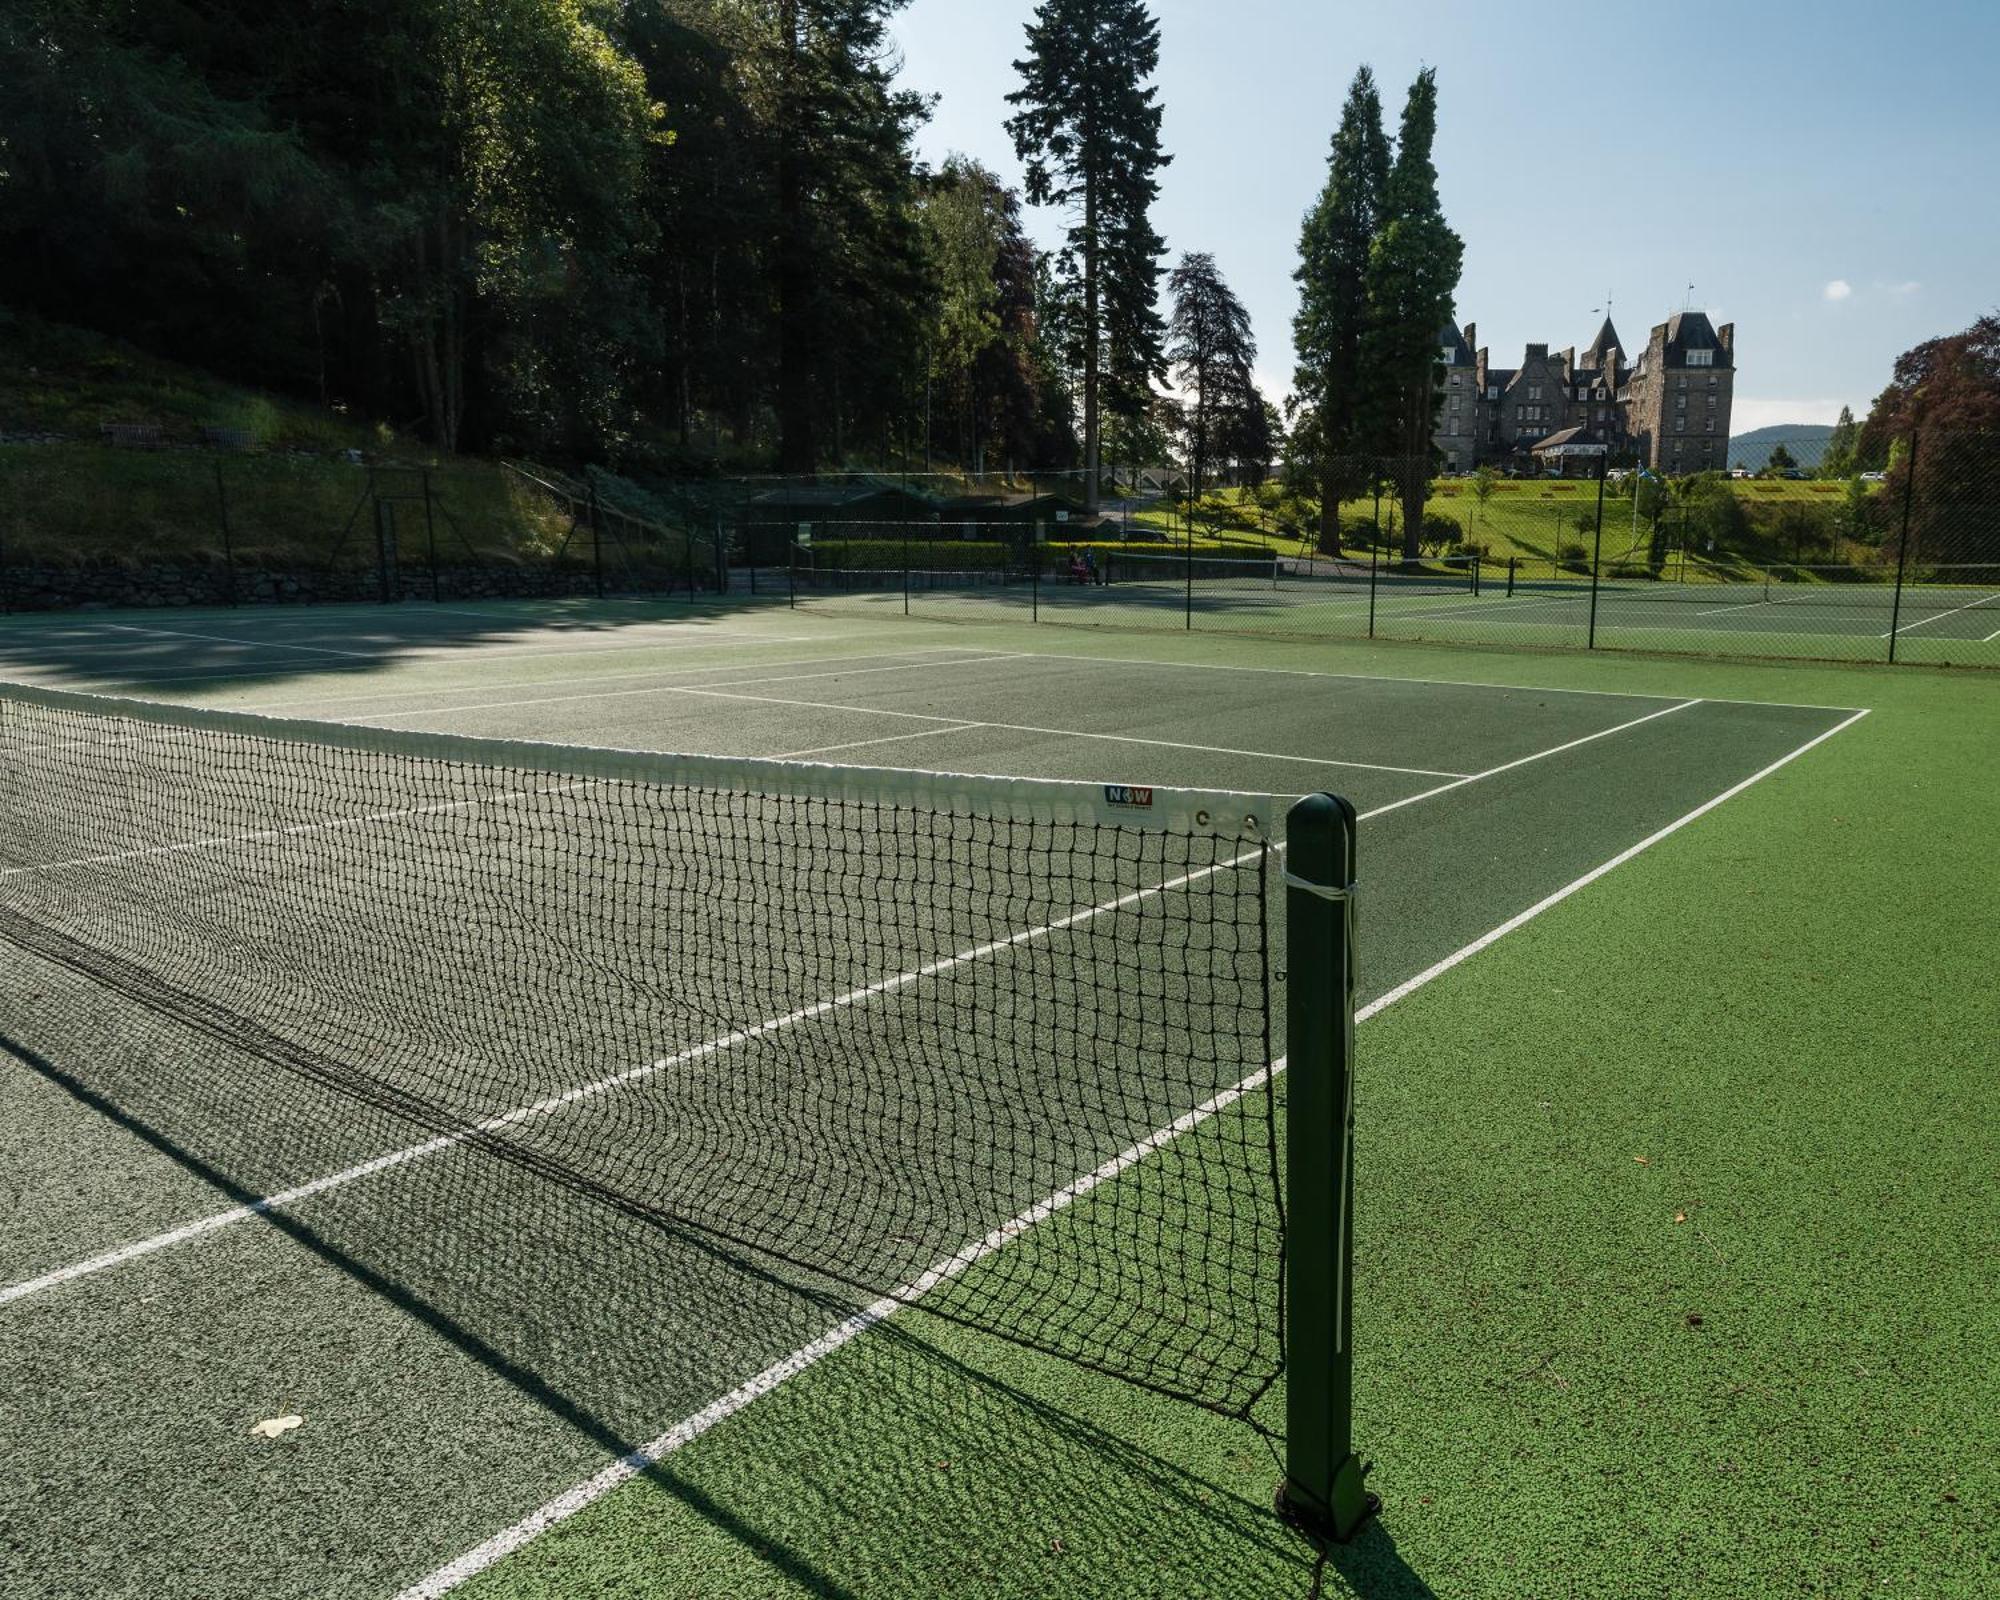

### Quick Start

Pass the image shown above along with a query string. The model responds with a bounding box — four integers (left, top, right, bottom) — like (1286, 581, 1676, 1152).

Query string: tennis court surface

(2, 598, 1988, 1600)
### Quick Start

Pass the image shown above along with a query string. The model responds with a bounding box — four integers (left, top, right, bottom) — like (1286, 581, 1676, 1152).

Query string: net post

(1507, 555, 1516, 598)
(903, 527, 911, 617)
(1887, 430, 1918, 663)
(1279, 792, 1375, 1546)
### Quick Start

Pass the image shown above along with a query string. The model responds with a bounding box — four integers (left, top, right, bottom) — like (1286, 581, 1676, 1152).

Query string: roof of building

(1580, 317, 1624, 369)
(1440, 322, 1475, 367)
(1530, 426, 1609, 454)
(1661, 310, 1732, 367)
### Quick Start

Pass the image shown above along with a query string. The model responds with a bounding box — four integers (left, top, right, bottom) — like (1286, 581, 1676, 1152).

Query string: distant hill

(1728, 423, 1835, 471)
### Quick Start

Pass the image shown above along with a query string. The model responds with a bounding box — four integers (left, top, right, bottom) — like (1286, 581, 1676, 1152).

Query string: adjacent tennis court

(788, 552, 2000, 663)
(0, 598, 1987, 1600)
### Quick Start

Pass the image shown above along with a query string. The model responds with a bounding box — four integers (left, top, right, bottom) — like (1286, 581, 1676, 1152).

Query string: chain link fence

(772, 437, 1998, 668)
(5, 437, 1993, 667)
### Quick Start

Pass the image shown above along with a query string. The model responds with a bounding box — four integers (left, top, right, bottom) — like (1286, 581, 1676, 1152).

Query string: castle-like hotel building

(1434, 310, 1735, 475)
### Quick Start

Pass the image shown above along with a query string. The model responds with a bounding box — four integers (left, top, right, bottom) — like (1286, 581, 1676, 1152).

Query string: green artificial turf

(454, 651, 1996, 1600)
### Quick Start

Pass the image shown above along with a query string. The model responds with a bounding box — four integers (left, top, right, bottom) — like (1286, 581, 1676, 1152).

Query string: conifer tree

(1290, 68, 1390, 551)
(1360, 68, 1462, 560)
(1167, 252, 1257, 499)
(1006, 0, 1171, 509)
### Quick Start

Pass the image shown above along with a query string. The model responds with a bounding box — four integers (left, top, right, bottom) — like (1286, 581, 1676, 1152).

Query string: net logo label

(1102, 784, 1155, 809)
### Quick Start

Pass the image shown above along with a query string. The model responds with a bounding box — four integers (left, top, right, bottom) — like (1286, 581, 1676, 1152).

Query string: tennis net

(0, 682, 1289, 1410)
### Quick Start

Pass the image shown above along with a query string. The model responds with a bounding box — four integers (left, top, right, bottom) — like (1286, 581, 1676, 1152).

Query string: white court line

(103, 622, 375, 660)
(1360, 699, 1700, 818)
(395, 703, 1874, 1600)
(361, 680, 1472, 780)
(1881, 591, 2000, 637)
(243, 647, 1006, 713)
(1694, 595, 1776, 616)
(0, 691, 1703, 1306)
(988, 643, 1868, 714)
(775, 724, 981, 760)
(1983, 621, 2000, 644)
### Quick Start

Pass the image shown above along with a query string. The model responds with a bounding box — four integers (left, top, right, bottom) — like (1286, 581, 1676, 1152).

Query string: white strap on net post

(1283, 869, 1356, 903)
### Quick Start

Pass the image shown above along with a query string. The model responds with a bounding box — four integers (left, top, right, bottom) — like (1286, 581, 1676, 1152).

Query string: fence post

(1367, 538, 1378, 639)
(1507, 555, 1517, 598)
(419, 469, 440, 604)
(1887, 431, 1919, 663)
(684, 520, 696, 602)
(1185, 512, 1194, 631)
(903, 527, 911, 617)
(1278, 792, 1375, 1546)
(1032, 522, 1041, 622)
(1586, 455, 1607, 649)
(213, 459, 240, 607)
(588, 484, 604, 600)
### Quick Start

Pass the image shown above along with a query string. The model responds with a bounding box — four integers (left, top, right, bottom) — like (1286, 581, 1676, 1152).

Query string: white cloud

(1823, 279, 1853, 303)
(1886, 280, 1921, 297)
(1731, 397, 1854, 433)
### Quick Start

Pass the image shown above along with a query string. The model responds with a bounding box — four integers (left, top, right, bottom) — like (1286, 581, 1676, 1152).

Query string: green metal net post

(1279, 792, 1376, 1544)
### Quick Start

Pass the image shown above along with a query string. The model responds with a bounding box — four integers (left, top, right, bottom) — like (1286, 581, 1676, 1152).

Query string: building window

(1677, 417, 1686, 432)
(1596, 407, 1606, 421)
(1487, 385, 1499, 400)
(1529, 384, 1542, 400)
(1687, 349, 1714, 367)
(1449, 373, 1462, 387)
(1677, 394, 1687, 409)
(1577, 386, 1588, 401)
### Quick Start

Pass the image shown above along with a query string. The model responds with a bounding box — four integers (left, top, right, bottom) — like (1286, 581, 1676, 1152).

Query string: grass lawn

(447, 641, 1994, 1600)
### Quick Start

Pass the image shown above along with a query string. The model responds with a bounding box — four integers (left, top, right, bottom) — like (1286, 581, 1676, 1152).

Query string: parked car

(1860, 470, 1887, 483)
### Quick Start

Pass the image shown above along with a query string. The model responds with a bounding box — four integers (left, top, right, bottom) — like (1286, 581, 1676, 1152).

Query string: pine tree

(1166, 253, 1257, 499)
(768, 0, 929, 475)
(1823, 404, 1859, 478)
(1290, 68, 1390, 551)
(1006, 0, 1171, 510)
(1359, 68, 1462, 560)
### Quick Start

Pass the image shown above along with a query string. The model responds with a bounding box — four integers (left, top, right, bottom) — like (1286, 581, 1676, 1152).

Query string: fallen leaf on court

(1674, 1211, 1688, 1224)
(1633, 1155, 1651, 1166)
(250, 1415, 304, 1439)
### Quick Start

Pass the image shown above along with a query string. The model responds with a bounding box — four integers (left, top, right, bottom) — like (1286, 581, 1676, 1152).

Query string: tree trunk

(1083, 171, 1100, 513)
(1318, 477, 1341, 556)
(775, 0, 815, 476)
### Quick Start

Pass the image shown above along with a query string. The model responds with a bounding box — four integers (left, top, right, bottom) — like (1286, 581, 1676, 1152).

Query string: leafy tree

(1763, 443, 1798, 475)
(1359, 68, 1462, 560)
(1290, 67, 1389, 551)
(1166, 252, 1256, 499)
(1856, 313, 2000, 464)
(1006, 0, 1171, 509)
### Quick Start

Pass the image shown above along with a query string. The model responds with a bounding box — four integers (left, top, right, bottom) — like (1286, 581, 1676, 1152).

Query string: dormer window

(1441, 345, 1457, 365)
(1687, 349, 1715, 367)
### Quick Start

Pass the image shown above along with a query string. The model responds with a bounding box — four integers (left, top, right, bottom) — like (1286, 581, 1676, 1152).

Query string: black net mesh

(0, 687, 1283, 1412)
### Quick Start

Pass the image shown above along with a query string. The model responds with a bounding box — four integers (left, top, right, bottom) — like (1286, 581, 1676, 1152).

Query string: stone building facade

(1434, 311, 1734, 475)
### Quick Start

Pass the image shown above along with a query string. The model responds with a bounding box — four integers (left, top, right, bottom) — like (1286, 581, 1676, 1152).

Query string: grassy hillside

(0, 316, 575, 570)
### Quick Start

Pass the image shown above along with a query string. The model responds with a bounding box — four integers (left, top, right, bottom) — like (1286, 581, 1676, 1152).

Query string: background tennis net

(0, 683, 1288, 1411)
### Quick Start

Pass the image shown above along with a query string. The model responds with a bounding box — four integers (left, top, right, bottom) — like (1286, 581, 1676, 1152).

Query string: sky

(890, 0, 2000, 434)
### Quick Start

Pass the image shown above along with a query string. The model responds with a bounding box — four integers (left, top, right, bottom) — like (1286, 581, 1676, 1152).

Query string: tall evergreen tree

(1360, 68, 1462, 560)
(765, 0, 929, 474)
(1290, 68, 1389, 551)
(1166, 252, 1256, 499)
(1006, 0, 1170, 509)
(1822, 403, 1859, 477)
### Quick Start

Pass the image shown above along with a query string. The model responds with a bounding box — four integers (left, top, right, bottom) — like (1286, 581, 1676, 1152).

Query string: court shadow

(0, 591, 802, 695)
(1, 963, 1432, 1600)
